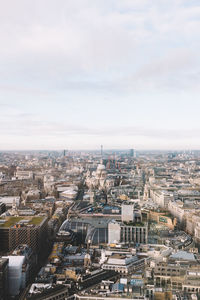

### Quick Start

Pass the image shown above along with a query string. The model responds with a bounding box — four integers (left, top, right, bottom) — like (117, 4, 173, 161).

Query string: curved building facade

(59, 218, 109, 245)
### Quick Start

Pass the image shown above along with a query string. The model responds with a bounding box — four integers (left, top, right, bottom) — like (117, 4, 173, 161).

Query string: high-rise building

(130, 149, 134, 157)
(63, 149, 68, 157)
(101, 145, 103, 157)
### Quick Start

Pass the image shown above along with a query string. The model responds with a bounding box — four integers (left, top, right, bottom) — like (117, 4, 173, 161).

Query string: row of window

(121, 227, 146, 233)
(156, 268, 179, 272)
(46, 291, 68, 300)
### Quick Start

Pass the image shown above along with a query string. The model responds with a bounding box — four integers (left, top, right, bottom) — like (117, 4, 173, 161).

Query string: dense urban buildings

(1, 150, 200, 299)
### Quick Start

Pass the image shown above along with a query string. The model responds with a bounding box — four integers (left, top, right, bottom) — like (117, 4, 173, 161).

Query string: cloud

(0, 114, 199, 142)
(121, 48, 200, 92)
(0, 0, 200, 94)
(1, 0, 200, 149)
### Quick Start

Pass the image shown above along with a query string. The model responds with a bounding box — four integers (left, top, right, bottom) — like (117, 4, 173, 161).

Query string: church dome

(97, 164, 106, 171)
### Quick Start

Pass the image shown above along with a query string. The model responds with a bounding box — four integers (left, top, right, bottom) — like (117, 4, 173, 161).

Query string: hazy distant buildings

(129, 148, 137, 158)
(2, 149, 200, 298)
(130, 149, 134, 157)
(15, 170, 34, 180)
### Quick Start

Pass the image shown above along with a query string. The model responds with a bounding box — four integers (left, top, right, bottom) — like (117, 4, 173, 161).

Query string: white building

(0, 197, 20, 208)
(102, 254, 145, 274)
(15, 170, 33, 180)
(121, 204, 134, 222)
(108, 220, 121, 244)
(85, 163, 107, 189)
(168, 200, 185, 223)
(108, 220, 148, 245)
(150, 190, 174, 208)
(2, 256, 25, 297)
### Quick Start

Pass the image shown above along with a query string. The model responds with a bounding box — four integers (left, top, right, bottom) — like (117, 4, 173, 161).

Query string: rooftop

(0, 216, 45, 228)
(170, 251, 196, 261)
(2, 255, 25, 267)
(122, 221, 145, 227)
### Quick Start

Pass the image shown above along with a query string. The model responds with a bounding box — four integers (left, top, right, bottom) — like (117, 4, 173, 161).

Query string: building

(60, 218, 109, 245)
(75, 296, 145, 300)
(0, 196, 20, 208)
(150, 190, 174, 209)
(108, 220, 148, 245)
(130, 149, 135, 157)
(15, 170, 34, 180)
(2, 255, 25, 297)
(102, 253, 145, 274)
(168, 200, 185, 223)
(0, 203, 6, 216)
(0, 257, 8, 300)
(25, 284, 69, 300)
(0, 216, 48, 254)
(108, 220, 121, 244)
(148, 211, 177, 230)
(183, 269, 200, 294)
(12, 244, 37, 285)
(121, 204, 134, 222)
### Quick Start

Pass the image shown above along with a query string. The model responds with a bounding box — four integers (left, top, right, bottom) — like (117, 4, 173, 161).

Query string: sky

(1, 0, 200, 150)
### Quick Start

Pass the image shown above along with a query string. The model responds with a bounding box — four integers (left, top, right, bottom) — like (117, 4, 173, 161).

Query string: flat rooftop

(0, 216, 45, 228)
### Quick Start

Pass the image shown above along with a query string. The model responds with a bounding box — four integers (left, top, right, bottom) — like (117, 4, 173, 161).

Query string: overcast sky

(1, 0, 200, 150)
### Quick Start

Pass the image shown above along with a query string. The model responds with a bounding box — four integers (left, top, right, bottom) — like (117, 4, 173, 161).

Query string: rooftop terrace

(0, 216, 45, 227)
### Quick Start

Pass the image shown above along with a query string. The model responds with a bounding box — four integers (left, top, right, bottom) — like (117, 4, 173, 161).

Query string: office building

(108, 220, 148, 245)
(130, 149, 134, 157)
(2, 255, 25, 297)
(0, 216, 48, 254)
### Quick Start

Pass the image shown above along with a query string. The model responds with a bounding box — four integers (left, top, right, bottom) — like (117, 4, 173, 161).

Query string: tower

(130, 149, 135, 157)
(101, 145, 103, 157)
(89, 190, 96, 204)
(84, 239, 91, 268)
(12, 199, 18, 216)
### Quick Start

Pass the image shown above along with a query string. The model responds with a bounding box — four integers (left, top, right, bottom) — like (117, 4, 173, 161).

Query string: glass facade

(60, 220, 108, 245)
(86, 227, 108, 245)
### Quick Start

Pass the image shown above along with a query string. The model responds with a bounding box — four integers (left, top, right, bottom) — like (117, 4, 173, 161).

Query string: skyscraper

(130, 149, 135, 157)
(101, 145, 103, 157)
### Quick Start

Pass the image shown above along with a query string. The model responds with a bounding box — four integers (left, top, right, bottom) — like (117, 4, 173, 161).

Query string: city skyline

(1, 0, 200, 150)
